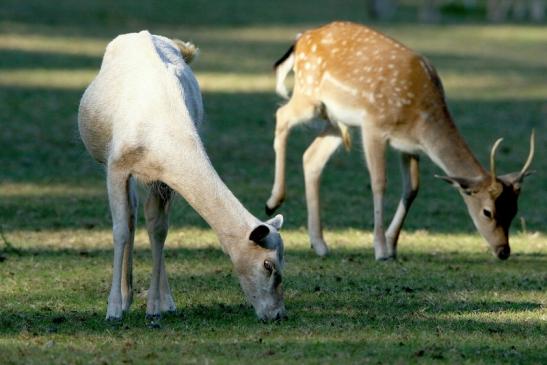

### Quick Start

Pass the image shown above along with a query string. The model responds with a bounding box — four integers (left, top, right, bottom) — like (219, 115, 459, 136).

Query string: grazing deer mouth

(495, 245, 511, 260)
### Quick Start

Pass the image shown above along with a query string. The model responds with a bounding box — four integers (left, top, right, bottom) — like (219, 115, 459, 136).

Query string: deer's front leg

(266, 96, 318, 215)
(145, 184, 175, 318)
(386, 153, 419, 258)
(303, 126, 343, 256)
(106, 168, 135, 320)
(362, 134, 388, 260)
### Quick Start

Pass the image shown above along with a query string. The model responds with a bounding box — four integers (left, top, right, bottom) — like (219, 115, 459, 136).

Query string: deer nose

(496, 245, 511, 260)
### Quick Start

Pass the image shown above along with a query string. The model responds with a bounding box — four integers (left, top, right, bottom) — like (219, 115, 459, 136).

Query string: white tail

(274, 45, 294, 99)
(265, 21, 534, 260)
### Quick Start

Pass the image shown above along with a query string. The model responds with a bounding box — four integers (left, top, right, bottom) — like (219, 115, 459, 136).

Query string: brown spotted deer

(265, 21, 534, 260)
(79, 31, 286, 321)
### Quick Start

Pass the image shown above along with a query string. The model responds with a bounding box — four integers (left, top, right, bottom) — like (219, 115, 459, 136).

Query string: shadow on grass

(0, 49, 101, 70)
(0, 244, 544, 364)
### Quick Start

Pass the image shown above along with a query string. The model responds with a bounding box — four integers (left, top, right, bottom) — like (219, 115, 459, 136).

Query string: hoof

(265, 204, 278, 217)
(106, 304, 123, 321)
(145, 314, 161, 321)
(146, 315, 161, 329)
(311, 239, 329, 257)
(147, 321, 161, 329)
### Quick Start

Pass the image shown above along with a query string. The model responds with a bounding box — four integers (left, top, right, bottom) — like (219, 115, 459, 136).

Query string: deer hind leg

(303, 125, 343, 256)
(361, 132, 389, 260)
(106, 167, 136, 320)
(121, 176, 138, 312)
(145, 183, 175, 317)
(266, 95, 319, 215)
(386, 153, 420, 259)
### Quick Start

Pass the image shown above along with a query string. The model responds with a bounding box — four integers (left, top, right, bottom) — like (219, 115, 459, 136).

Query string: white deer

(78, 31, 286, 321)
(265, 21, 534, 260)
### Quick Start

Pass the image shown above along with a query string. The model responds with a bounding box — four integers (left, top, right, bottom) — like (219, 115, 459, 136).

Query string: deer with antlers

(265, 21, 534, 260)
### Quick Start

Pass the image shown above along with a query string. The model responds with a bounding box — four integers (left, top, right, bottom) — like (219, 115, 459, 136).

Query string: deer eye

(264, 260, 274, 274)
(483, 209, 493, 219)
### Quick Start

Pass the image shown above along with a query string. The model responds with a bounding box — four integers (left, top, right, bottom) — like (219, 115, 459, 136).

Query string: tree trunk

(530, 0, 545, 21)
(487, 0, 513, 22)
(419, 0, 441, 23)
(368, 0, 398, 20)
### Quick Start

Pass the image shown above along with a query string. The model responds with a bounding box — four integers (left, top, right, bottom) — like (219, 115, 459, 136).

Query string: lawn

(0, 1, 546, 364)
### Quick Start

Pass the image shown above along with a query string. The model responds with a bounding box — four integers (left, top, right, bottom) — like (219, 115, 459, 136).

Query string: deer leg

(145, 183, 175, 317)
(266, 95, 319, 215)
(106, 167, 134, 320)
(362, 133, 388, 260)
(386, 153, 420, 259)
(121, 176, 138, 312)
(303, 126, 343, 256)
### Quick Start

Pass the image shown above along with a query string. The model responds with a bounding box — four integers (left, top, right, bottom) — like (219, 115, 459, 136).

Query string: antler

(490, 138, 503, 184)
(520, 129, 535, 176)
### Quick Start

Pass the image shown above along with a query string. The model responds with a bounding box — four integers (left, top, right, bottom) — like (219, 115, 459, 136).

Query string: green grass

(1, 1, 546, 364)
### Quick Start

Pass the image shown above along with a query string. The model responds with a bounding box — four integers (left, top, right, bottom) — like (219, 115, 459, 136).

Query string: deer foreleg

(362, 133, 388, 260)
(385, 153, 420, 258)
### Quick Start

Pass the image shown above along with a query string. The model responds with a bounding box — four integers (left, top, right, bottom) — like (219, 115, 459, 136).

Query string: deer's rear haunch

(266, 21, 534, 260)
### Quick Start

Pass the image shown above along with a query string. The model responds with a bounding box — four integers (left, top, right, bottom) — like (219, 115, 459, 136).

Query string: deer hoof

(311, 239, 329, 257)
(265, 204, 278, 216)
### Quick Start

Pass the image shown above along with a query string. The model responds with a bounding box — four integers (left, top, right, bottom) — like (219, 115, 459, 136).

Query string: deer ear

(266, 214, 284, 230)
(499, 171, 535, 193)
(434, 175, 479, 195)
(249, 225, 270, 244)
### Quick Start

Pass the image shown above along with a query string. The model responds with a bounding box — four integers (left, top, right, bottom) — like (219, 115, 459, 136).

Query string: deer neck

(423, 111, 487, 179)
(159, 136, 259, 255)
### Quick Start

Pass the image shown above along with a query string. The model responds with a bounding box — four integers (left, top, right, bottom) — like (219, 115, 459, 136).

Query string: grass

(1, 1, 546, 364)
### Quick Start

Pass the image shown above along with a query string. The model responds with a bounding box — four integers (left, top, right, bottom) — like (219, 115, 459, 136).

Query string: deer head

(233, 214, 286, 320)
(436, 131, 535, 260)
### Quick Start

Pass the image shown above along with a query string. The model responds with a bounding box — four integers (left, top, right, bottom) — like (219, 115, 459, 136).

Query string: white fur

(78, 31, 285, 321)
(275, 53, 294, 99)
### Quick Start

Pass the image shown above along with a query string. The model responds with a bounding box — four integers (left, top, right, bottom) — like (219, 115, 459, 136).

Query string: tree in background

(367, 0, 399, 19)
(487, 0, 545, 22)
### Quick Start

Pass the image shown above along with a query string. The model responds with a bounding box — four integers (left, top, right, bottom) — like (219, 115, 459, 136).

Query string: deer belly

(389, 136, 421, 154)
(323, 98, 367, 127)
